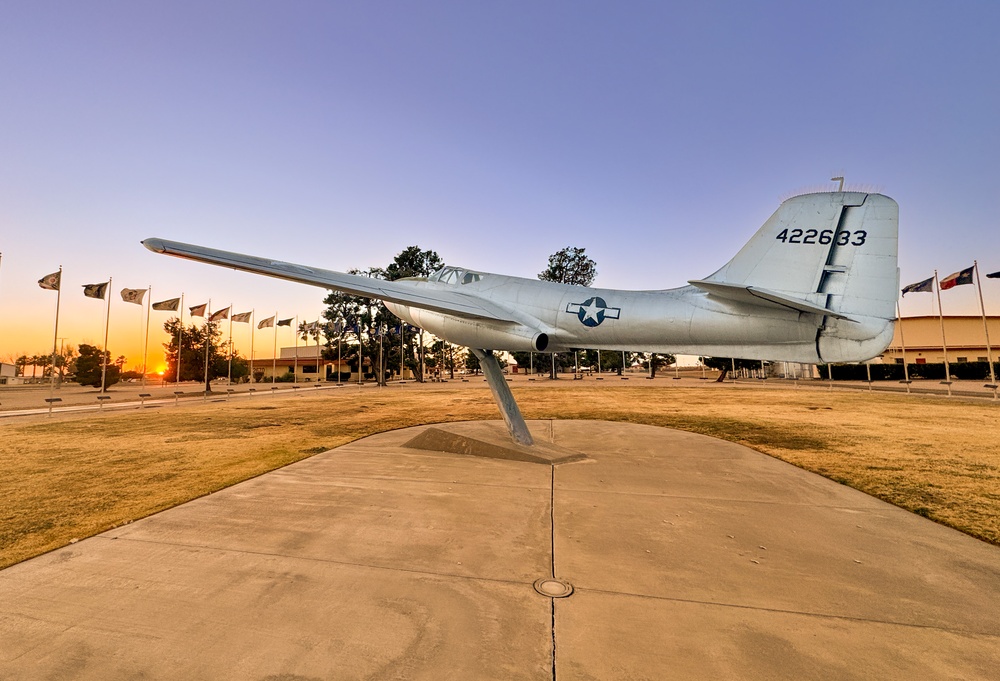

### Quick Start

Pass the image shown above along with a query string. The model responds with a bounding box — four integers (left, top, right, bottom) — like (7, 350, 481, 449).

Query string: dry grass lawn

(2, 383, 998, 569)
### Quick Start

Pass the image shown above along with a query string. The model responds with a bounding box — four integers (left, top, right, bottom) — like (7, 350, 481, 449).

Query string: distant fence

(818, 362, 1000, 381)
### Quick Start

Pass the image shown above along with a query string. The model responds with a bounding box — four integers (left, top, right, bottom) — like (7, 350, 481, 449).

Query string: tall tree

(538, 246, 597, 286)
(162, 318, 223, 386)
(385, 245, 443, 281)
(321, 246, 443, 383)
(537, 246, 598, 377)
(74, 344, 121, 389)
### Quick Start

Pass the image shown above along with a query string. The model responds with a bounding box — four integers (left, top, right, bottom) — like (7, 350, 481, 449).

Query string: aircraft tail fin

(693, 191, 899, 361)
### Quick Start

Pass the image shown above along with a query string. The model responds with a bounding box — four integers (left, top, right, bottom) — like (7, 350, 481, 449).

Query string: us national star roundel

(565, 296, 621, 327)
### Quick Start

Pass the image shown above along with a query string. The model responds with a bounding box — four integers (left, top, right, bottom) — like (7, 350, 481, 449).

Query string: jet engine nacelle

(386, 303, 549, 352)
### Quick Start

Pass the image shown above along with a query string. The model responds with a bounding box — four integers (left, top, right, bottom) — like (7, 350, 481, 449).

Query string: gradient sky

(2, 1, 999, 370)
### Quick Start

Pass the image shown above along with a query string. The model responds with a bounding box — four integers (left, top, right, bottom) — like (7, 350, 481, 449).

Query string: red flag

(189, 303, 207, 317)
(209, 307, 230, 322)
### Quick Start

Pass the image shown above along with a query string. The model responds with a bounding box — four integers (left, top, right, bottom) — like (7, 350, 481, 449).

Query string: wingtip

(142, 238, 166, 253)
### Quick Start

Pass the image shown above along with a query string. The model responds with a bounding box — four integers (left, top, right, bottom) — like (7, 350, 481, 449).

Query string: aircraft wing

(142, 238, 521, 323)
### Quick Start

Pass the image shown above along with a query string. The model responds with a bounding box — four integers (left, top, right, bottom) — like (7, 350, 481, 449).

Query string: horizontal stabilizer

(688, 279, 856, 322)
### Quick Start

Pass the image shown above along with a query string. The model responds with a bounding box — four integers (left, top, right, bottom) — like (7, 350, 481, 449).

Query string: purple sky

(2, 2, 999, 367)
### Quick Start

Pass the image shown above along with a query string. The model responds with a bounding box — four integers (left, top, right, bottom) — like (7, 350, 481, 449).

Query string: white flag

(38, 271, 61, 291)
(121, 288, 146, 305)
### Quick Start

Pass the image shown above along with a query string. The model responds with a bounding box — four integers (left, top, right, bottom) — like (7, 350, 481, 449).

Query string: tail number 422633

(776, 229, 866, 246)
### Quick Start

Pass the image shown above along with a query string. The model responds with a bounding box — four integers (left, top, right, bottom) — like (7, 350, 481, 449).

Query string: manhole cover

(533, 578, 573, 598)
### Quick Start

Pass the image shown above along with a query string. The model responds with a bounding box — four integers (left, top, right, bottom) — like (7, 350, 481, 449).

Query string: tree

(74, 344, 121, 389)
(701, 356, 761, 382)
(538, 246, 597, 286)
(385, 245, 443, 281)
(321, 246, 443, 384)
(640, 353, 676, 376)
(537, 246, 598, 377)
(162, 318, 224, 388)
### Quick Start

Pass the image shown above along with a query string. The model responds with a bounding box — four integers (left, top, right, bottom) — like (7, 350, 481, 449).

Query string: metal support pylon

(472, 348, 534, 446)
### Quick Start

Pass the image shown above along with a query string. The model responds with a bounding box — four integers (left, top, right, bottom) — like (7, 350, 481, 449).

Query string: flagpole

(141, 286, 151, 388)
(228, 304, 233, 385)
(249, 310, 255, 385)
(315, 322, 320, 380)
(204, 299, 211, 393)
(399, 326, 404, 380)
(294, 315, 299, 384)
(933, 271, 952, 397)
(177, 293, 184, 386)
(49, 266, 63, 400)
(896, 301, 911, 394)
(272, 311, 277, 384)
(337, 324, 342, 385)
(100, 277, 112, 393)
(974, 261, 997, 395)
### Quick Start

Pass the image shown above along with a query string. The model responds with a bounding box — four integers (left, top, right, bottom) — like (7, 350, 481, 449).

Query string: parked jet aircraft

(144, 190, 898, 444)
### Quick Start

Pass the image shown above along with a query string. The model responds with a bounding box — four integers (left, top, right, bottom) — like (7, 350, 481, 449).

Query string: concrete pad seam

(549, 465, 558, 681)
(574, 586, 999, 637)
(95, 535, 534, 589)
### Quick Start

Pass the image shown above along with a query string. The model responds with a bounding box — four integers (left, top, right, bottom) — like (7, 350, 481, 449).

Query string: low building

(250, 346, 372, 382)
(883, 315, 1000, 365)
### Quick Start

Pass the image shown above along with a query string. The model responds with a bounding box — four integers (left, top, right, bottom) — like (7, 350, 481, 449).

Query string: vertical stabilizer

(699, 191, 899, 362)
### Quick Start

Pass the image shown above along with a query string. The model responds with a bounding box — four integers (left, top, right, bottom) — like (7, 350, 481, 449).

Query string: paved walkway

(1, 421, 998, 679)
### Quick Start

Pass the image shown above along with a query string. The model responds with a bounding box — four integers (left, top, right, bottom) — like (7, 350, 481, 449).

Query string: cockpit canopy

(427, 266, 483, 285)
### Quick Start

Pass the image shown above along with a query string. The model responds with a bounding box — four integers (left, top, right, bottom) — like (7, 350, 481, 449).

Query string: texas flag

(940, 266, 974, 290)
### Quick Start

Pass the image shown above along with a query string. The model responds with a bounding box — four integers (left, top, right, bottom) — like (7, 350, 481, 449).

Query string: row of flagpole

(899, 262, 1000, 396)
(35, 269, 329, 391)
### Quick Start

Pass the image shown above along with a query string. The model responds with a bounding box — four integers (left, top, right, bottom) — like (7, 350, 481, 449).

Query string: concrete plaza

(1, 420, 998, 679)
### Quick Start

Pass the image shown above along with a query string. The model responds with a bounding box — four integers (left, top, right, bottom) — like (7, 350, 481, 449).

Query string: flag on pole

(277, 317, 293, 327)
(83, 282, 109, 299)
(120, 288, 146, 305)
(232, 311, 252, 323)
(901, 277, 933, 296)
(152, 297, 180, 311)
(38, 271, 61, 291)
(940, 266, 975, 290)
(209, 307, 230, 322)
(987, 270, 1000, 279)
(258, 315, 275, 329)
(190, 303, 207, 317)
